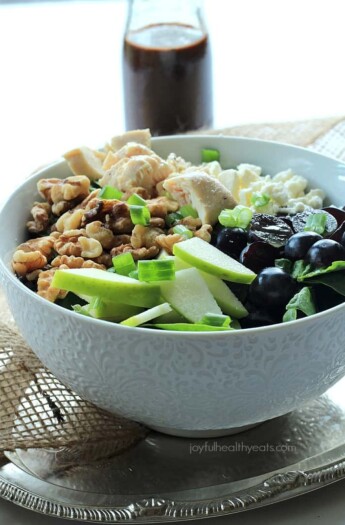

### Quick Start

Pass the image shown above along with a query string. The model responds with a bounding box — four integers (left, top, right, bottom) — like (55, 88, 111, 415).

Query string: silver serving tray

(2, 377, 345, 523)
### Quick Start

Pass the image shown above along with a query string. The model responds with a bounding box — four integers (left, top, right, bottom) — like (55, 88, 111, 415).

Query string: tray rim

(1, 452, 345, 523)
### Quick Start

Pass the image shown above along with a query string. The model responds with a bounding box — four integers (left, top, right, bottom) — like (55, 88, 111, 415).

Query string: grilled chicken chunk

(163, 171, 237, 225)
(109, 129, 151, 151)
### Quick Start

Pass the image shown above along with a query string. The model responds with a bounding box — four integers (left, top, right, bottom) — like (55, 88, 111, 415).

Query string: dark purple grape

(215, 227, 248, 259)
(211, 222, 223, 246)
(284, 232, 323, 261)
(305, 239, 345, 268)
(239, 241, 280, 273)
(249, 214, 293, 247)
(330, 221, 345, 243)
(291, 209, 337, 235)
(322, 206, 345, 227)
(341, 232, 345, 247)
(248, 267, 300, 308)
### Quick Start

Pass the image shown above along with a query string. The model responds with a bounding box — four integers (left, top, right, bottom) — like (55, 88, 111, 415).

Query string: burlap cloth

(2, 115, 345, 463)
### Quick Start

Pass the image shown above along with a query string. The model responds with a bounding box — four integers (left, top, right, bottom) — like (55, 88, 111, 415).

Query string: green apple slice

(87, 297, 143, 321)
(173, 237, 256, 284)
(52, 268, 160, 308)
(121, 302, 172, 327)
(159, 268, 222, 323)
(158, 254, 247, 318)
(200, 272, 248, 319)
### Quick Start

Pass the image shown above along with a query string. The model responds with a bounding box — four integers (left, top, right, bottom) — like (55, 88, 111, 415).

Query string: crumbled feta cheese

(215, 164, 325, 215)
(237, 163, 262, 177)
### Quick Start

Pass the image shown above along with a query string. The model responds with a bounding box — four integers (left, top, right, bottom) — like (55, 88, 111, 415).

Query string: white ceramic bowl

(2, 136, 345, 438)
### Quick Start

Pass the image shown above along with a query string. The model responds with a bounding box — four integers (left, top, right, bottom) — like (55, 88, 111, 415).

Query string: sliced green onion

(172, 225, 193, 239)
(304, 213, 327, 235)
(129, 270, 139, 280)
(200, 313, 231, 327)
(218, 205, 253, 229)
(138, 259, 175, 282)
(107, 267, 116, 273)
(112, 252, 136, 276)
(99, 185, 123, 200)
(251, 192, 271, 208)
(166, 212, 183, 227)
(127, 193, 147, 206)
(179, 205, 198, 218)
(129, 205, 151, 226)
(149, 323, 231, 332)
(202, 148, 220, 163)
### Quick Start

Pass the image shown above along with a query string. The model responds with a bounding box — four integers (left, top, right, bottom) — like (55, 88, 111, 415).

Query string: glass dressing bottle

(122, 0, 213, 135)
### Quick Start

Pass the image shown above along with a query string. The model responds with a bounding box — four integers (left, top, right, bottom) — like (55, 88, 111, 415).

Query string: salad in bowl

(11, 128, 345, 332)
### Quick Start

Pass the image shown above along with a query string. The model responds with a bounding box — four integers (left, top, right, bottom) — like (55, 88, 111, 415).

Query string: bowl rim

(1, 134, 345, 338)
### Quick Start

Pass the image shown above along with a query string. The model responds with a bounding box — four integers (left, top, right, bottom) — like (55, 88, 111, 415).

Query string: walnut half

(12, 250, 47, 276)
(27, 202, 51, 234)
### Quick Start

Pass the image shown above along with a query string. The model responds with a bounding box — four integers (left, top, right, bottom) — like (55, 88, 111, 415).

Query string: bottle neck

(125, 0, 206, 34)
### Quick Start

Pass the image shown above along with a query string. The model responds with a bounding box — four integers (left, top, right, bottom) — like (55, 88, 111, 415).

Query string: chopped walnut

(51, 199, 78, 217)
(37, 176, 90, 205)
(194, 224, 213, 242)
(50, 231, 61, 240)
(82, 259, 107, 270)
(37, 269, 68, 302)
(27, 202, 51, 234)
(89, 201, 134, 234)
(26, 269, 43, 281)
(75, 189, 101, 210)
(147, 196, 179, 216)
(54, 229, 86, 257)
(146, 202, 167, 218)
(37, 178, 60, 202)
(112, 234, 131, 247)
(149, 217, 165, 229)
(56, 209, 84, 233)
(51, 255, 105, 270)
(122, 186, 151, 200)
(108, 217, 134, 234)
(12, 250, 47, 276)
(131, 225, 164, 249)
(82, 199, 127, 225)
(110, 244, 159, 260)
(51, 255, 85, 268)
(85, 221, 116, 249)
(179, 217, 202, 230)
(92, 253, 113, 267)
(78, 237, 103, 258)
(16, 236, 55, 257)
(155, 233, 185, 254)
